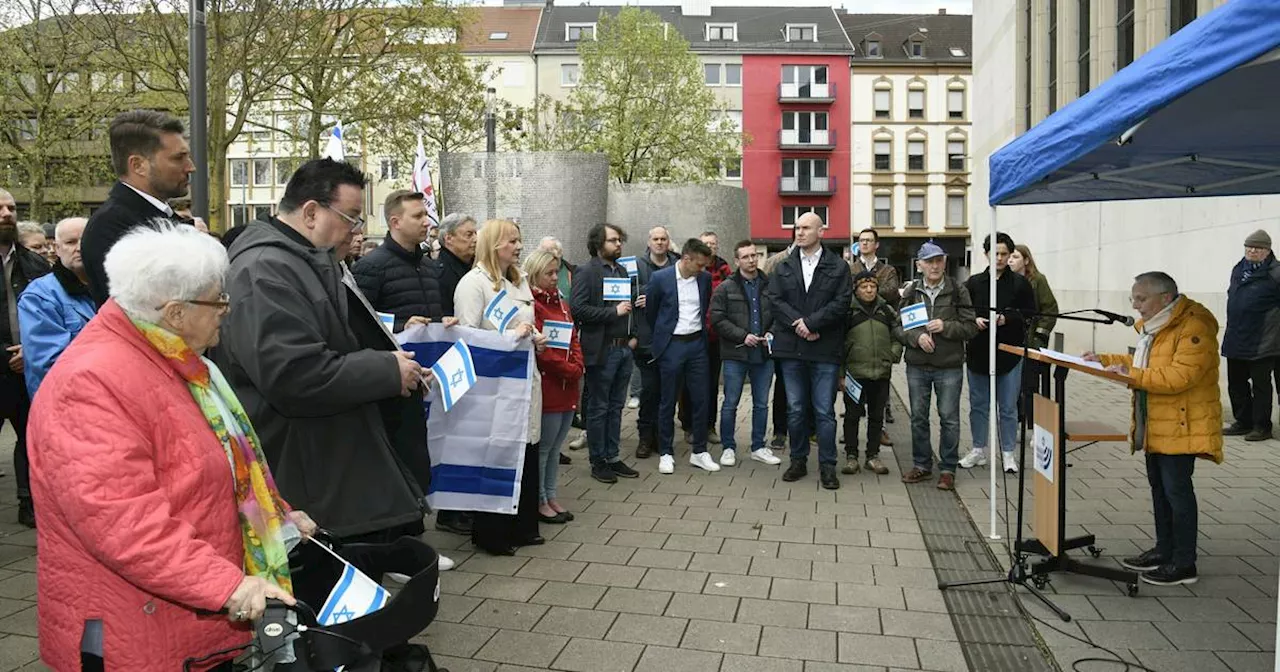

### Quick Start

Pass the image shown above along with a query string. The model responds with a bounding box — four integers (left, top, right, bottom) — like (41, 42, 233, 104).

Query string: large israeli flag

(397, 323, 533, 514)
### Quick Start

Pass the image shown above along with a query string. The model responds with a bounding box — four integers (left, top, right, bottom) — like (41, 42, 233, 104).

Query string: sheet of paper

(1037, 347, 1104, 370)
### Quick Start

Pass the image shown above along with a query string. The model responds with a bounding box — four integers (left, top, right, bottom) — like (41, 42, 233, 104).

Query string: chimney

(938, 8, 946, 14)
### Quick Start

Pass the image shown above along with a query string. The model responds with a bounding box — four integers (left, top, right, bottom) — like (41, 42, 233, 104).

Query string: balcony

(777, 81, 836, 103)
(778, 175, 836, 195)
(778, 128, 836, 151)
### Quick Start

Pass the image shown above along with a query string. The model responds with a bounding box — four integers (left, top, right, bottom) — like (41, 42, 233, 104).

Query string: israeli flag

(429, 340, 477, 412)
(397, 324, 534, 514)
(617, 255, 639, 277)
(544, 320, 573, 350)
(900, 301, 929, 331)
(844, 373, 863, 404)
(376, 311, 396, 332)
(603, 277, 631, 302)
(484, 289, 520, 332)
(318, 560, 388, 626)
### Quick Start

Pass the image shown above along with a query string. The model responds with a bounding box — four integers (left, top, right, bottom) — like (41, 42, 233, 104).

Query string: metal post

(187, 0, 209, 220)
(484, 87, 496, 221)
(988, 207, 1000, 540)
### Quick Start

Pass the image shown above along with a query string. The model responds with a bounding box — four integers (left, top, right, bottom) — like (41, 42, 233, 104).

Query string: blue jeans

(967, 361, 1024, 455)
(586, 346, 633, 466)
(658, 337, 710, 455)
(778, 359, 839, 467)
(720, 359, 773, 453)
(906, 366, 964, 473)
(1147, 452, 1198, 568)
(540, 411, 574, 503)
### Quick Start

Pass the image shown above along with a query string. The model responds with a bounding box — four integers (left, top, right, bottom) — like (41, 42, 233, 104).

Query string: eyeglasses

(325, 205, 367, 232)
(187, 293, 231, 310)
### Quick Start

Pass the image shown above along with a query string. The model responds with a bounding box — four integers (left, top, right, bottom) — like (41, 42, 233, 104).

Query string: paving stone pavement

(889, 364, 1279, 672)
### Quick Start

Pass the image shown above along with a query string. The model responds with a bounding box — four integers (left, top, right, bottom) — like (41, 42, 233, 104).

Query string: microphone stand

(938, 307, 1129, 623)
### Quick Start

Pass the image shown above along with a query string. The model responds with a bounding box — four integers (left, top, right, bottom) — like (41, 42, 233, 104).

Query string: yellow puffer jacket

(1098, 297, 1224, 463)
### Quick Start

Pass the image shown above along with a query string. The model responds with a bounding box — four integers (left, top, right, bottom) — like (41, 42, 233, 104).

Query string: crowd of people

(0, 108, 1258, 667)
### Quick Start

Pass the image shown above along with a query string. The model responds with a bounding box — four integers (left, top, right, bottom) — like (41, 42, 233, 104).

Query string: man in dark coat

(765, 212, 853, 490)
(216, 159, 427, 544)
(436, 212, 477, 317)
(82, 110, 195, 306)
(352, 190, 449, 330)
(0, 188, 51, 527)
(1222, 229, 1280, 441)
(633, 226, 674, 457)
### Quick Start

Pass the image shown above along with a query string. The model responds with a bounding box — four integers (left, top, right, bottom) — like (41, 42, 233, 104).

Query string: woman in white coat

(454, 219, 547, 555)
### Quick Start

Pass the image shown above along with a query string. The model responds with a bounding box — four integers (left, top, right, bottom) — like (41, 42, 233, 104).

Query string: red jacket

(706, 255, 732, 342)
(532, 286, 585, 413)
(28, 301, 249, 671)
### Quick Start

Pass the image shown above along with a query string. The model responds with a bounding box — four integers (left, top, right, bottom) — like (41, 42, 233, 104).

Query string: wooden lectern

(999, 344, 1143, 596)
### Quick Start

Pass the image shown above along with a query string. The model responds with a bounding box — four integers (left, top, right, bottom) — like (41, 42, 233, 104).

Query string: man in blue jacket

(19, 217, 96, 399)
(1222, 229, 1280, 441)
(647, 238, 720, 476)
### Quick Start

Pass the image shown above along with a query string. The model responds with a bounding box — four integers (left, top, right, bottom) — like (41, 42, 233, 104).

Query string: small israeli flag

(544, 320, 573, 350)
(602, 277, 631, 302)
(430, 340, 477, 412)
(318, 559, 389, 626)
(900, 301, 930, 331)
(618, 256, 639, 277)
(484, 289, 519, 332)
(376, 311, 396, 332)
(844, 373, 863, 404)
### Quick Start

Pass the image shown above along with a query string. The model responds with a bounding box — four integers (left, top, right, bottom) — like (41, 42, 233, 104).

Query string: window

(866, 40, 881, 57)
(230, 205, 250, 228)
(230, 159, 249, 186)
(566, 23, 595, 42)
(380, 158, 399, 181)
(724, 64, 742, 86)
(949, 47, 966, 57)
(907, 195, 925, 226)
(706, 23, 737, 41)
(785, 24, 817, 42)
(489, 32, 509, 40)
(781, 159, 830, 192)
(254, 205, 273, 222)
(948, 141, 966, 171)
(561, 63, 580, 87)
(874, 140, 891, 171)
(907, 140, 925, 171)
(948, 89, 965, 119)
(1078, 0, 1091, 96)
(1048, 0, 1058, 114)
(781, 111, 828, 145)
(873, 195, 891, 226)
(947, 194, 966, 228)
(253, 158, 271, 186)
(276, 158, 295, 185)
(1170, 0, 1196, 35)
(908, 40, 924, 58)
(781, 205, 828, 229)
(782, 65, 829, 99)
(874, 89, 891, 119)
(704, 64, 721, 86)
(907, 90, 924, 119)
(502, 61, 526, 88)
(16, 118, 37, 140)
(724, 157, 742, 179)
(1117, 0, 1135, 69)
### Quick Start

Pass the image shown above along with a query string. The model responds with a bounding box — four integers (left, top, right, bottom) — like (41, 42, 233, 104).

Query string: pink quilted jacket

(28, 301, 250, 671)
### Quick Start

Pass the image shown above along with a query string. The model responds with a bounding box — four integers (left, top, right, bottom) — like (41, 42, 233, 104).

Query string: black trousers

(842, 378, 890, 459)
(1227, 357, 1275, 430)
(636, 349, 661, 441)
(679, 340, 721, 431)
(0, 373, 31, 500)
(472, 442, 540, 552)
(772, 359, 789, 437)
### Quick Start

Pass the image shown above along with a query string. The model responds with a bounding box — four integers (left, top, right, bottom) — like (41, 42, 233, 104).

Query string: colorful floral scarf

(132, 318, 298, 593)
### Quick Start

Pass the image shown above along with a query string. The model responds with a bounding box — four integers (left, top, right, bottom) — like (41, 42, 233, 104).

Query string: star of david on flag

(544, 320, 573, 350)
(430, 339, 477, 412)
(484, 289, 519, 332)
(602, 277, 631, 302)
(317, 546, 388, 627)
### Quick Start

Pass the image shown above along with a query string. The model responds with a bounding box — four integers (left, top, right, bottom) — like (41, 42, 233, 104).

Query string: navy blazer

(646, 264, 712, 359)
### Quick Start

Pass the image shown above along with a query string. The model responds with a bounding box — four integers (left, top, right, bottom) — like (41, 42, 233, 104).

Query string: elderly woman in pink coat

(28, 224, 315, 671)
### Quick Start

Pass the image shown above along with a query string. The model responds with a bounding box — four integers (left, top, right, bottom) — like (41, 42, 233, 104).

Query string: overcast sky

(477, 0, 973, 14)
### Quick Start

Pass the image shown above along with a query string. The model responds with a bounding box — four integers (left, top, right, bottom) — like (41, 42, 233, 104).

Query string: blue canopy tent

(974, 0, 1280, 540)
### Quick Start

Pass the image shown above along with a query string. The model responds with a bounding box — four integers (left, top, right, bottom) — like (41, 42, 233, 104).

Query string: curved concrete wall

(606, 183, 750, 258)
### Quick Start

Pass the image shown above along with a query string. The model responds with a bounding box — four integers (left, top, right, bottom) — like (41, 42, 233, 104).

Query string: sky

(477, 0, 973, 14)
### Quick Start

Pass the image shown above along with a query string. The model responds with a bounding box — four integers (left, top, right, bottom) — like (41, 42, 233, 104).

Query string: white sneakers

(386, 553, 455, 585)
(689, 452, 721, 472)
(959, 448, 987, 469)
(751, 448, 782, 465)
(658, 455, 675, 474)
(1003, 453, 1019, 473)
(719, 450, 737, 467)
(627, 397, 640, 409)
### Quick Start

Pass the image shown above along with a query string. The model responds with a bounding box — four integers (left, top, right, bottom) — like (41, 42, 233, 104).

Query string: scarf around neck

(1133, 296, 1180, 452)
(131, 317, 298, 593)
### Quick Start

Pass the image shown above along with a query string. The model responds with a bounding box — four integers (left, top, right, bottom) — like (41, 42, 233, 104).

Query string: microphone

(1093, 309, 1135, 327)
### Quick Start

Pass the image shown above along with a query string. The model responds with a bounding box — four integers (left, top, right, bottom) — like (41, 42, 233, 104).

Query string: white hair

(54, 217, 87, 241)
(17, 221, 44, 239)
(105, 221, 228, 323)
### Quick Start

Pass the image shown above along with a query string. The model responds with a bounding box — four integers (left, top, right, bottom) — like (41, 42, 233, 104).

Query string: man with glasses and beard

(82, 110, 196, 306)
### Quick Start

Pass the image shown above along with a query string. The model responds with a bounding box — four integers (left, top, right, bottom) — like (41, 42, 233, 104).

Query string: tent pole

(988, 207, 1000, 540)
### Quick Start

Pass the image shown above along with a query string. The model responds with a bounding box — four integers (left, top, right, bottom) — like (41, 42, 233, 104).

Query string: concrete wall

(439, 151, 610, 264)
(606, 182, 749, 257)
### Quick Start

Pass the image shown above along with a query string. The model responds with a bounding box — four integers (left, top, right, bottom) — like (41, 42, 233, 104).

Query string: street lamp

(188, 0, 208, 221)
(485, 87, 497, 153)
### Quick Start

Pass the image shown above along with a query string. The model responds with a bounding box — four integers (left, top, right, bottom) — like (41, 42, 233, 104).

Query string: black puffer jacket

(352, 234, 444, 330)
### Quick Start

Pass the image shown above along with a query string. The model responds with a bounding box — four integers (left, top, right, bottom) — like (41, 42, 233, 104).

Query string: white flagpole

(989, 206, 1000, 541)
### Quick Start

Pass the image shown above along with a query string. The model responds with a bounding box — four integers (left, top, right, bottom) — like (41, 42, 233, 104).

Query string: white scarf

(1133, 296, 1180, 368)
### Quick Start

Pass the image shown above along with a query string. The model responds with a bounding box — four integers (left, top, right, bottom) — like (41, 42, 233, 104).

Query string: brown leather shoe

(879, 430, 893, 446)
(901, 467, 932, 484)
(936, 473, 955, 491)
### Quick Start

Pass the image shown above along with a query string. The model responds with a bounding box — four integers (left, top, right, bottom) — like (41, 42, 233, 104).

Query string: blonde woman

(453, 219, 548, 555)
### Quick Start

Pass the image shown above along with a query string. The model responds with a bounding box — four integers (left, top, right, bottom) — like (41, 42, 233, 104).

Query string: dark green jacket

(1027, 271, 1058, 349)
(842, 297, 903, 380)
(894, 276, 979, 369)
